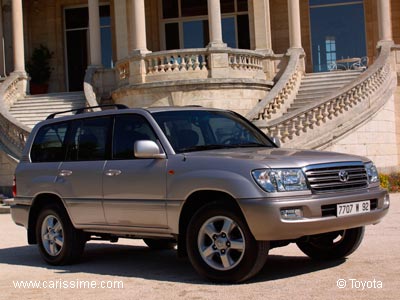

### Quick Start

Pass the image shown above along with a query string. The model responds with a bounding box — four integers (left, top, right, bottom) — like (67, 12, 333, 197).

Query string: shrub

(379, 173, 400, 192)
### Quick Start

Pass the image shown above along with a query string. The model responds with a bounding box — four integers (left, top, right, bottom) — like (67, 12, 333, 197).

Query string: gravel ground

(0, 194, 399, 300)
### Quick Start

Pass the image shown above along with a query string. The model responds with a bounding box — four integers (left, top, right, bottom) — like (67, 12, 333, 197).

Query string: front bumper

(239, 187, 389, 241)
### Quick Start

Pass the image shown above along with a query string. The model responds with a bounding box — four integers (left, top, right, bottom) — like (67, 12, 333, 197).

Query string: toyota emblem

(338, 170, 349, 182)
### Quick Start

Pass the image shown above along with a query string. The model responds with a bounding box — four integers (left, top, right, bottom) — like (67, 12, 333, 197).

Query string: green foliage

(379, 173, 400, 192)
(26, 44, 53, 84)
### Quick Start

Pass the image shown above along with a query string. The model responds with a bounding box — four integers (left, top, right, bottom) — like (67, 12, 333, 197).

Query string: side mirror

(271, 137, 281, 148)
(134, 140, 166, 159)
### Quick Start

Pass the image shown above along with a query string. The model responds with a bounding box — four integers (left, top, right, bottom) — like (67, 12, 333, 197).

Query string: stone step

(10, 103, 84, 110)
(10, 92, 86, 128)
(298, 84, 345, 93)
(299, 79, 356, 88)
(15, 97, 85, 104)
(303, 70, 362, 78)
(296, 91, 334, 100)
(24, 91, 84, 99)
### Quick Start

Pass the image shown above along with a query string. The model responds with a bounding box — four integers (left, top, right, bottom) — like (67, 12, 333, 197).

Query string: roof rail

(46, 104, 129, 120)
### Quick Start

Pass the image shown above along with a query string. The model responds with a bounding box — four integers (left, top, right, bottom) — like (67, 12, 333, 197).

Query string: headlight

(365, 162, 379, 184)
(252, 169, 309, 192)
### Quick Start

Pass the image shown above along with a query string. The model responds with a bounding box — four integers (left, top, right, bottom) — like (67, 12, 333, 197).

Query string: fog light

(281, 208, 303, 219)
(384, 194, 390, 207)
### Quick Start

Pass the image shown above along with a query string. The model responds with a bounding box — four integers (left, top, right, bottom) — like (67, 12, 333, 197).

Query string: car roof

(33, 106, 229, 128)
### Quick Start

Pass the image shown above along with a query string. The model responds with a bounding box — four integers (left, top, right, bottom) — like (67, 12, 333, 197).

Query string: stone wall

(327, 94, 399, 173)
(113, 80, 270, 117)
(0, 149, 16, 197)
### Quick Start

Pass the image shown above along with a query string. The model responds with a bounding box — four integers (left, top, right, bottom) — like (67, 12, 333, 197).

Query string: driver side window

(112, 114, 157, 160)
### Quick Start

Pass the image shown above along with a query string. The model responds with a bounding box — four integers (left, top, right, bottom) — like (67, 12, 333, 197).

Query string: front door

(102, 114, 168, 228)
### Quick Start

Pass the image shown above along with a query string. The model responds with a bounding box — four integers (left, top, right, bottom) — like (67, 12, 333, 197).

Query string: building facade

(0, 0, 400, 196)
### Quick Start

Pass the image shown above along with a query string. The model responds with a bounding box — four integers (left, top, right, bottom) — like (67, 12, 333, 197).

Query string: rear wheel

(186, 204, 269, 283)
(296, 226, 365, 260)
(36, 204, 86, 265)
(143, 238, 177, 250)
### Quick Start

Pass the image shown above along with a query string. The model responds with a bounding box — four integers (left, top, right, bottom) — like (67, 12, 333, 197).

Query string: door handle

(59, 170, 73, 177)
(105, 169, 122, 177)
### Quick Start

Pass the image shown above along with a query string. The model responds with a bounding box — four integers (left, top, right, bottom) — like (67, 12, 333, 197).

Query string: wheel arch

(27, 193, 69, 244)
(177, 190, 247, 257)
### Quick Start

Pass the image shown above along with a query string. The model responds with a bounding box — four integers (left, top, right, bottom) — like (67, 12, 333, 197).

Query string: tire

(36, 204, 86, 265)
(186, 203, 269, 283)
(296, 226, 365, 260)
(143, 238, 177, 250)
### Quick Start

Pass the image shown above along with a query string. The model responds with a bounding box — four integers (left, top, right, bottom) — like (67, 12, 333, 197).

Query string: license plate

(337, 200, 370, 217)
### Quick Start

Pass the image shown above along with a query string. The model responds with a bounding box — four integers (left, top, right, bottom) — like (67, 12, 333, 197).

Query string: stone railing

(0, 73, 31, 159)
(144, 49, 209, 82)
(246, 48, 304, 122)
(261, 41, 396, 149)
(115, 48, 269, 86)
(228, 50, 264, 71)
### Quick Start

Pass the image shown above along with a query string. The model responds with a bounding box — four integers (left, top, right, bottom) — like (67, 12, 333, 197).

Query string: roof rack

(46, 104, 129, 120)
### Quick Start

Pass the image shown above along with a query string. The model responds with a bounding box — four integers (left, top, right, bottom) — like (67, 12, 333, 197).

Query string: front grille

(304, 162, 368, 193)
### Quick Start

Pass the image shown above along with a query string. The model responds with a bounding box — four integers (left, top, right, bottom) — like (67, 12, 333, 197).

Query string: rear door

(102, 114, 168, 228)
(57, 116, 111, 225)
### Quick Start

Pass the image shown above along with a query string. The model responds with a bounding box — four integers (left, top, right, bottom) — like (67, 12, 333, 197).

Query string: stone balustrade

(246, 48, 304, 122)
(261, 41, 396, 149)
(0, 73, 30, 159)
(115, 48, 268, 86)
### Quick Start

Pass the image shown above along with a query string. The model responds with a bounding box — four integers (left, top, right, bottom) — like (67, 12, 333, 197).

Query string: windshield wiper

(179, 144, 237, 152)
(235, 142, 272, 148)
(180, 143, 271, 152)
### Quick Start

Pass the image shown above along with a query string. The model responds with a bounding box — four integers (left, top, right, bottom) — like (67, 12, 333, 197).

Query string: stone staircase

(9, 92, 86, 128)
(285, 70, 362, 114)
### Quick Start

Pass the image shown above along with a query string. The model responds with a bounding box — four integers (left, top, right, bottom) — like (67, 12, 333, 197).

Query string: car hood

(184, 147, 369, 169)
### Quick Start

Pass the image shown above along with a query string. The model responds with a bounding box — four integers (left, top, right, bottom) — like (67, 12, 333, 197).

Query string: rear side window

(67, 117, 111, 161)
(31, 122, 68, 162)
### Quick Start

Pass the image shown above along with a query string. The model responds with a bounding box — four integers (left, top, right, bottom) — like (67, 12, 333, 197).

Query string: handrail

(246, 48, 303, 121)
(0, 73, 31, 159)
(263, 41, 396, 148)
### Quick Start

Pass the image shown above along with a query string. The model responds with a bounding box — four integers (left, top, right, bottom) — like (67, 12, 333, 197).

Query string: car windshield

(152, 110, 275, 153)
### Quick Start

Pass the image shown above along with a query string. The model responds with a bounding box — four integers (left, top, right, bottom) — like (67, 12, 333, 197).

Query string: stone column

(0, 0, 5, 76)
(207, 0, 226, 48)
(252, 0, 273, 54)
(11, 0, 25, 73)
(114, 1, 128, 60)
(287, 0, 302, 49)
(377, 0, 392, 41)
(88, 0, 102, 66)
(130, 0, 148, 54)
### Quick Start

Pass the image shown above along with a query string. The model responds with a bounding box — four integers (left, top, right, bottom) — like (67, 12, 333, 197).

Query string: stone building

(0, 0, 399, 196)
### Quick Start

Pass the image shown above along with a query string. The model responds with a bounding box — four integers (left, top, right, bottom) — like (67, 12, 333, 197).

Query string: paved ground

(0, 195, 399, 300)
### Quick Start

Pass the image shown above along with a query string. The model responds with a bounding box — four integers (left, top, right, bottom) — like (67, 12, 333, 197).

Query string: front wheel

(36, 204, 86, 265)
(186, 204, 269, 283)
(296, 226, 365, 260)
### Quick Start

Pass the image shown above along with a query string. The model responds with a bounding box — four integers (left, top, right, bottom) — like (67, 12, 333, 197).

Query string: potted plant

(26, 44, 53, 94)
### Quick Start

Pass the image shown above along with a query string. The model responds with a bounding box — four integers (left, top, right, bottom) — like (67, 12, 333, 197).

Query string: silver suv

(11, 106, 389, 283)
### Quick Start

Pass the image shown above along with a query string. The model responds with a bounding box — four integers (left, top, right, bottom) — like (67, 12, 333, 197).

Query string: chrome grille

(304, 162, 368, 193)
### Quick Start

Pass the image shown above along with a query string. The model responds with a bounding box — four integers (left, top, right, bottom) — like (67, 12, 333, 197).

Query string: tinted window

(153, 110, 274, 153)
(31, 122, 69, 163)
(112, 115, 157, 160)
(67, 117, 110, 161)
